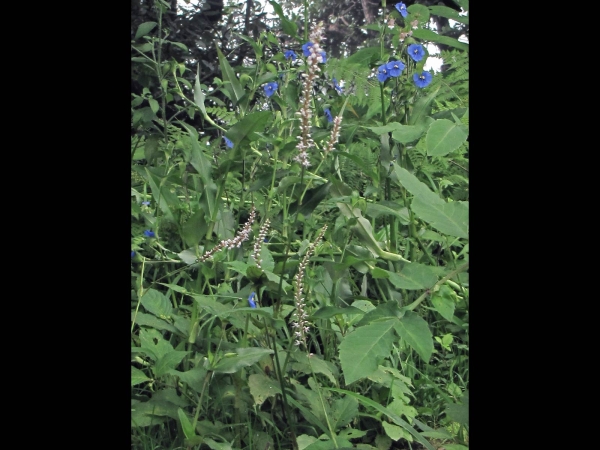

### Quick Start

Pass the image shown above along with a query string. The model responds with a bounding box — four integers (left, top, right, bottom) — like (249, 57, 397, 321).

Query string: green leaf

(311, 306, 365, 320)
(391, 125, 426, 144)
(339, 319, 396, 385)
(169, 365, 207, 394)
(387, 263, 438, 290)
(216, 46, 245, 108)
(394, 311, 433, 363)
(131, 312, 178, 333)
(180, 123, 212, 183)
(194, 67, 208, 119)
(412, 29, 469, 52)
(226, 111, 271, 146)
(409, 85, 440, 127)
(131, 366, 151, 386)
(141, 288, 173, 319)
(429, 5, 469, 24)
(382, 422, 412, 442)
(177, 408, 196, 439)
(426, 119, 468, 156)
(430, 285, 456, 321)
(331, 395, 359, 429)
(213, 348, 274, 374)
(325, 388, 436, 450)
(181, 209, 207, 247)
(135, 21, 157, 39)
(248, 373, 282, 406)
(139, 328, 174, 361)
(288, 182, 332, 218)
(148, 98, 159, 114)
(393, 165, 468, 239)
(143, 135, 160, 162)
(154, 350, 190, 377)
(140, 167, 176, 222)
(407, 3, 430, 23)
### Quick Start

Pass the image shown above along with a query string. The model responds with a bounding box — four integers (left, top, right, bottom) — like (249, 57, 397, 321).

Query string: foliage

(132, 1, 469, 449)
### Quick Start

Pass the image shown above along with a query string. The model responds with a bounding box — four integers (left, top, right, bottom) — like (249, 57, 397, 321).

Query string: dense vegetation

(131, 1, 469, 449)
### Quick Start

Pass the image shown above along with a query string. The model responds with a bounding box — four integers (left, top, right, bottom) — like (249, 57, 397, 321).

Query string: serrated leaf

(248, 373, 282, 406)
(426, 119, 468, 156)
(382, 422, 412, 442)
(135, 21, 157, 39)
(430, 285, 456, 321)
(141, 288, 173, 319)
(132, 366, 152, 386)
(154, 350, 190, 377)
(213, 348, 274, 374)
(339, 319, 396, 385)
(394, 311, 433, 363)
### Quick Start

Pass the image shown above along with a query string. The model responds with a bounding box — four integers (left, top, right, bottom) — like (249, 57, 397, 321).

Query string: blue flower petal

(324, 108, 333, 123)
(377, 64, 390, 82)
(302, 42, 314, 57)
(395, 2, 408, 18)
(407, 44, 425, 62)
(143, 230, 155, 238)
(413, 71, 433, 88)
(264, 82, 278, 98)
(223, 136, 234, 148)
(284, 50, 298, 61)
(248, 292, 257, 308)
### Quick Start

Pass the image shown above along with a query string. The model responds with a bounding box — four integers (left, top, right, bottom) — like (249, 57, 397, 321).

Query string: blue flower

(302, 42, 314, 57)
(408, 44, 425, 62)
(386, 60, 405, 77)
(320, 51, 327, 63)
(248, 292, 257, 308)
(264, 82, 278, 98)
(332, 78, 343, 94)
(143, 230, 155, 238)
(284, 50, 298, 61)
(413, 71, 433, 88)
(131, 250, 136, 258)
(395, 2, 408, 18)
(377, 64, 390, 82)
(141, 201, 150, 206)
(324, 108, 333, 123)
(223, 136, 234, 148)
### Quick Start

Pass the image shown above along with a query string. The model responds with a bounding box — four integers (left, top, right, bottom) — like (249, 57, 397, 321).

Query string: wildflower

(408, 43, 425, 62)
(223, 136, 234, 148)
(248, 292, 257, 308)
(143, 230, 155, 238)
(141, 201, 150, 206)
(399, 30, 413, 40)
(319, 51, 327, 63)
(395, 2, 408, 18)
(377, 64, 390, 82)
(284, 50, 298, 61)
(324, 108, 333, 123)
(198, 206, 257, 262)
(413, 71, 433, 88)
(291, 225, 327, 348)
(411, 19, 419, 29)
(264, 82, 278, 98)
(332, 77, 343, 94)
(252, 219, 271, 269)
(131, 250, 136, 258)
(324, 115, 343, 153)
(386, 60, 405, 77)
(302, 42, 314, 57)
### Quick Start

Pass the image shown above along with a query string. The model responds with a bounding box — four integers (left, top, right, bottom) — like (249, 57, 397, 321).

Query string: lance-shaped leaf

(426, 119, 468, 156)
(225, 111, 271, 147)
(131, 366, 151, 386)
(213, 348, 274, 374)
(393, 165, 468, 239)
(412, 28, 469, 51)
(216, 46, 245, 107)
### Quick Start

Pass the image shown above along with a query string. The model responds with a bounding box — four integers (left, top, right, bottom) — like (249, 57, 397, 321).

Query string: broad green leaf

(426, 119, 468, 156)
(412, 29, 469, 51)
(288, 182, 331, 218)
(387, 398, 418, 423)
(408, 85, 440, 127)
(445, 401, 469, 426)
(131, 388, 189, 427)
(387, 263, 438, 290)
(141, 167, 176, 222)
(192, 295, 234, 317)
(225, 111, 271, 146)
(180, 123, 212, 184)
(366, 202, 410, 224)
(429, 5, 469, 24)
(216, 46, 245, 107)
(311, 306, 365, 320)
(391, 125, 425, 144)
(132, 366, 151, 386)
(213, 348, 274, 374)
(393, 165, 468, 239)
(177, 408, 195, 439)
(336, 152, 378, 181)
(345, 46, 380, 66)
(331, 395, 359, 429)
(382, 422, 412, 442)
(291, 353, 338, 385)
(144, 135, 160, 162)
(181, 209, 207, 247)
(154, 350, 189, 377)
(407, 3, 430, 23)
(169, 365, 207, 394)
(339, 319, 396, 385)
(326, 388, 436, 450)
(430, 285, 456, 321)
(248, 373, 282, 406)
(131, 312, 178, 333)
(394, 311, 433, 363)
(141, 288, 173, 319)
(139, 327, 173, 360)
(135, 21, 157, 39)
